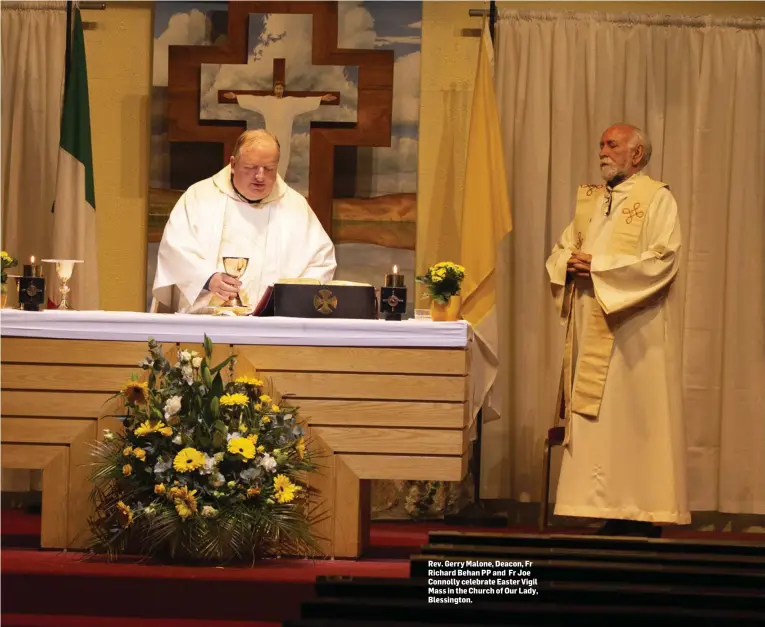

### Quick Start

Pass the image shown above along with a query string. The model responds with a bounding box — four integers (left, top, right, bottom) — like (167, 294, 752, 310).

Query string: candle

(23, 255, 42, 278)
(384, 265, 404, 287)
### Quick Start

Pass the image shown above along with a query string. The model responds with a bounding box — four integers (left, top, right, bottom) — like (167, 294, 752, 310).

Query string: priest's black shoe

(595, 519, 662, 537)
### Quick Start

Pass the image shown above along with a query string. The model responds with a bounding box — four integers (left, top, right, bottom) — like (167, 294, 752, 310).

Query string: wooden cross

(217, 58, 341, 105)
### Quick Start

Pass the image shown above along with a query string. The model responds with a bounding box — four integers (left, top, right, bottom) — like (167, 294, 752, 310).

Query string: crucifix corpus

(218, 58, 340, 178)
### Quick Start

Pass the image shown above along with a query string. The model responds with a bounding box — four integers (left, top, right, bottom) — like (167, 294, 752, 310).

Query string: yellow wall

(85, 1, 152, 311)
(85, 1, 763, 310)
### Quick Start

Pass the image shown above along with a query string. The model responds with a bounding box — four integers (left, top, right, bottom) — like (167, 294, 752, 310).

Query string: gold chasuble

(546, 171, 690, 524)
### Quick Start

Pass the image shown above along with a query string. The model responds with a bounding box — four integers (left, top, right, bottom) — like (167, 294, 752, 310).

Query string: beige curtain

(485, 9, 765, 515)
(1, 1, 67, 492)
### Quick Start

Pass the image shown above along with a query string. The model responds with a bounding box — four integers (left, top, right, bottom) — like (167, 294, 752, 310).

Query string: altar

(0, 310, 473, 558)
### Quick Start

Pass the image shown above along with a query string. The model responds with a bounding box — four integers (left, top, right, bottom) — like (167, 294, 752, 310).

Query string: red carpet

(4, 508, 765, 627)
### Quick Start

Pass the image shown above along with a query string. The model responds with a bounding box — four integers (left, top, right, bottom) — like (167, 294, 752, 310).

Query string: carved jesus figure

(231, 82, 337, 178)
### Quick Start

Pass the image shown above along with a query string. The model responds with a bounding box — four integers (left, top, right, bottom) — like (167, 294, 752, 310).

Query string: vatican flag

(460, 22, 513, 425)
(52, 8, 99, 310)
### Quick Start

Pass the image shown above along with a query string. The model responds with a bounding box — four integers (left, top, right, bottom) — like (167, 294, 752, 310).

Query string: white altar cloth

(0, 310, 472, 348)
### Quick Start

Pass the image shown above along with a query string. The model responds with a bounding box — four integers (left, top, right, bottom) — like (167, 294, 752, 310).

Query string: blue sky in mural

(154, 1, 227, 38)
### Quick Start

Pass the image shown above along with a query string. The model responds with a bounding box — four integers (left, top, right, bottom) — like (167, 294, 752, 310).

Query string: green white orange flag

(52, 8, 99, 309)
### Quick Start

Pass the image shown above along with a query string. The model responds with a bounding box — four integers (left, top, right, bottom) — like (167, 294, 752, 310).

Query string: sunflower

(169, 486, 198, 520)
(173, 448, 205, 472)
(116, 501, 133, 527)
(134, 420, 171, 438)
(121, 381, 149, 405)
(273, 474, 301, 504)
(227, 437, 256, 460)
(220, 393, 249, 407)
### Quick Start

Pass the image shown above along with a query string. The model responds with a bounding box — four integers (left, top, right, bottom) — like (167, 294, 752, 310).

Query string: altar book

(253, 280, 377, 319)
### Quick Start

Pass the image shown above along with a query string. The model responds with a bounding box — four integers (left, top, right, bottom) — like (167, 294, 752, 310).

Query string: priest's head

(599, 124, 652, 186)
(230, 130, 281, 201)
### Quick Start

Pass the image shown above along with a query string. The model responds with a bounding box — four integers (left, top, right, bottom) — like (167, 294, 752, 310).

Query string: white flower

(164, 395, 182, 419)
(240, 467, 260, 482)
(153, 457, 172, 474)
(226, 431, 241, 442)
(182, 365, 194, 385)
(102, 429, 114, 442)
(201, 505, 218, 518)
(179, 350, 192, 363)
(259, 453, 277, 473)
(192, 356, 202, 369)
(200, 454, 216, 475)
(210, 472, 225, 488)
(172, 434, 183, 445)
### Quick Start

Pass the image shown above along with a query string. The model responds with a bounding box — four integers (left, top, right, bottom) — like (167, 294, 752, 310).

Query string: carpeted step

(297, 597, 765, 626)
(418, 541, 765, 570)
(1, 615, 279, 627)
(426, 531, 765, 557)
(283, 621, 535, 627)
(409, 554, 765, 589)
(311, 576, 765, 612)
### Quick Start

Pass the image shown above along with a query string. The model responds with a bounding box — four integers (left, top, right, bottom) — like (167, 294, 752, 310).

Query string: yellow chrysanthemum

(170, 486, 198, 520)
(122, 464, 132, 476)
(296, 437, 306, 460)
(246, 433, 258, 445)
(134, 420, 170, 438)
(259, 394, 272, 404)
(1, 251, 12, 263)
(270, 404, 280, 413)
(227, 437, 256, 460)
(121, 381, 149, 404)
(254, 403, 263, 411)
(235, 375, 264, 387)
(173, 447, 205, 472)
(133, 448, 146, 461)
(123, 446, 133, 456)
(273, 474, 301, 504)
(261, 416, 271, 424)
(116, 501, 133, 527)
(220, 393, 249, 407)
(238, 422, 248, 434)
(154, 483, 166, 495)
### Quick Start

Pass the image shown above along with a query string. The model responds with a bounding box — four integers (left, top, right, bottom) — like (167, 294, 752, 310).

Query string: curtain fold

(1, 1, 68, 492)
(487, 9, 765, 514)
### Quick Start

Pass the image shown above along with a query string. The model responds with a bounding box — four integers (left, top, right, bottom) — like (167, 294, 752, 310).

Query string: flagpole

(64, 2, 73, 99)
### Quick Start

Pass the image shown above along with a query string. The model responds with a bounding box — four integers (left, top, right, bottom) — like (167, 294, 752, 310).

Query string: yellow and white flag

(460, 22, 513, 423)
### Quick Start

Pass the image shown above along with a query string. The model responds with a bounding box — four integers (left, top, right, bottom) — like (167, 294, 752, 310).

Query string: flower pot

(430, 295, 462, 321)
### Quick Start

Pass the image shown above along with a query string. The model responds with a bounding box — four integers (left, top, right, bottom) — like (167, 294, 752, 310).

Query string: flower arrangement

(1, 251, 18, 291)
(89, 336, 318, 564)
(416, 261, 466, 305)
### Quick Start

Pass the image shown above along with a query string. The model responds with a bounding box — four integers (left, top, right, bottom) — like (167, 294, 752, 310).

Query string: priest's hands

(208, 273, 242, 301)
(567, 252, 592, 278)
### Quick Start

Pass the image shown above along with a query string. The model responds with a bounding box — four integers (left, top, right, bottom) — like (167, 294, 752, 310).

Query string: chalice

(42, 259, 83, 310)
(221, 257, 249, 307)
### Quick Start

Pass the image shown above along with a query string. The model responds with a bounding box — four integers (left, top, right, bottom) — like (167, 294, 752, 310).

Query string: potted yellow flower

(1, 251, 18, 308)
(89, 336, 318, 564)
(416, 261, 466, 321)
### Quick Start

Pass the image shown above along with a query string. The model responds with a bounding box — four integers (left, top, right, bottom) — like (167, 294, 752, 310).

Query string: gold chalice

(221, 257, 249, 307)
(42, 259, 83, 310)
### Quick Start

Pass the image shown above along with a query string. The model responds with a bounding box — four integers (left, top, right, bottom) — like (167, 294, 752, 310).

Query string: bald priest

(152, 130, 337, 314)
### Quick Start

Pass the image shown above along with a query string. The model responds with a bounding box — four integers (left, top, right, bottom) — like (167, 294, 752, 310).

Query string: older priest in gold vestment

(546, 124, 690, 537)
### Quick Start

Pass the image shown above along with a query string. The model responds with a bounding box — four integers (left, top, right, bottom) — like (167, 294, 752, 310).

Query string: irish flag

(53, 8, 99, 309)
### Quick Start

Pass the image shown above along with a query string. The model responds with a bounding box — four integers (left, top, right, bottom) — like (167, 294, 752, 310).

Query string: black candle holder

(381, 273, 407, 321)
(19, 276, 46, 311)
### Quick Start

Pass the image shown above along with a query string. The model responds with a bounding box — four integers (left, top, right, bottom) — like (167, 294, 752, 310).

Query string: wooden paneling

(340, 454, 466, 482)
(2, 444, 69, 548)
(1, 391, 121, 418)
(2, 365, 139, 392)
(312, 426, 465, 456)
(1, 418, 95, 445)
(234, 345, 467, 375)
(300, 399, 467, 428)
(1, 338, 176, 366)
(261, 371, 467, 402)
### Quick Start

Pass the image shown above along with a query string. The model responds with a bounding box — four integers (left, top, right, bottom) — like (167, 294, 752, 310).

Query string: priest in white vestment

(152, 129, 336, 314)
(546, 124, 690, 537)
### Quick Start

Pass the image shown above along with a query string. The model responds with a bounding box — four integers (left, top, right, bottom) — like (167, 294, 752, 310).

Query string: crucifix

(218, 58, 341, 178)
